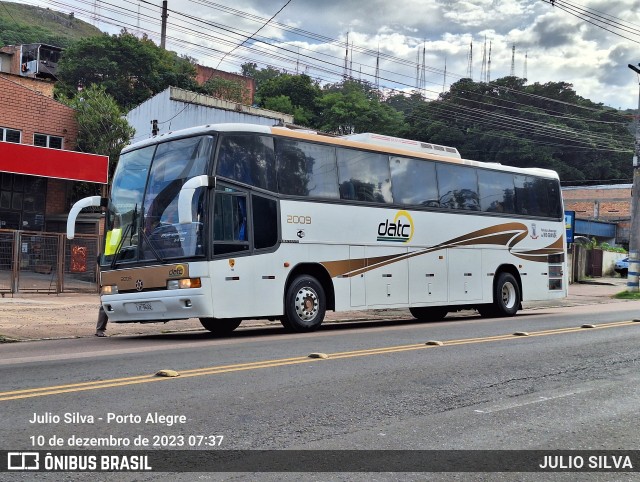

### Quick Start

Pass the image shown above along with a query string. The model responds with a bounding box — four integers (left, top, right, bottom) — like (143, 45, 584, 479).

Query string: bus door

(211, 188, 254, 318)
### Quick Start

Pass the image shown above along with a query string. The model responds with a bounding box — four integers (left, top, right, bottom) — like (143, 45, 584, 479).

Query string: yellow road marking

(0, 320, 637, 402)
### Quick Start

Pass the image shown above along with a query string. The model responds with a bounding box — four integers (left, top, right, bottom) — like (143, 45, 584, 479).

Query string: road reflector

(425, 340, 444, 346)
(513, 331, 530, 336)
(308, 353, 328, 359)
(581, 324, 596, 329)
(155, 369, 180, 377)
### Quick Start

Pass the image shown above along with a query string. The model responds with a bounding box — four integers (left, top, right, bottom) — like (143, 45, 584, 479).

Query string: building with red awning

(0, 73, 108, 233)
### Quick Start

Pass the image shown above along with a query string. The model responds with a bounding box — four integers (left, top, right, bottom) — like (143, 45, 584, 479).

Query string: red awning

(0, 141, 109, 183)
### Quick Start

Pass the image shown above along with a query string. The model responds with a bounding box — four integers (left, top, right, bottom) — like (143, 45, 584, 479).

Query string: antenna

(419, 43, 426, 93)
(510, 44, 516, 77)
(415, 48, 420, 89)
(523, 51, 528, 81)
(480, 36, 487, 83)
(487, 41, 492, 83)
(443, 56, 447, 92)
(343, 32, 349, 79)
(375, 45, 380, 89)
(467, 41, 473, 79)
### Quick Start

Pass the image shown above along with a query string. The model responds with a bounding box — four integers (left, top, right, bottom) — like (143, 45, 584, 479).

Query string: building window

(34, 133, 63, 149)
(1, 127, 21, 143)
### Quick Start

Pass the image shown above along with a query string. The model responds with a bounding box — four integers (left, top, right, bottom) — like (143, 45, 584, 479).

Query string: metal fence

(0, 229, 100, 294)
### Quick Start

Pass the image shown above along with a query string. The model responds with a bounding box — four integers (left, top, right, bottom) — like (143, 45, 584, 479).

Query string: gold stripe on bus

(321, 223, 563, 279)
(101, 264, 190, 290)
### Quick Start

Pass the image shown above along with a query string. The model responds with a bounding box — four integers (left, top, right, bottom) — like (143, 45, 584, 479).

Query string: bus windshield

(101, 135, 215, 265)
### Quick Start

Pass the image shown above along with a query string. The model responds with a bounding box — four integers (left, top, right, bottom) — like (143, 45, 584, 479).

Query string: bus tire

(199, 317, 242, 335)
(485, 272, 520, 317)
(409, 306, 448, 321)
(281, 275, 326, 332)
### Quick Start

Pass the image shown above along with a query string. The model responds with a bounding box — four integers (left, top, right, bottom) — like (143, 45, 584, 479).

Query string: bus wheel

(487, 272, 520, 317)
(281, 275, 326, 332)
(409, 307, 448, 321)
(199, 318, 242, 335)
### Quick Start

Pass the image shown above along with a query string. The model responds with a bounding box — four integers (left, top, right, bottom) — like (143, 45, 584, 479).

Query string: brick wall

(195, 65, 256, 104)
(563, 186, 632, 221)
(0, 75, 78, 216)
(0, 73, 55, 97)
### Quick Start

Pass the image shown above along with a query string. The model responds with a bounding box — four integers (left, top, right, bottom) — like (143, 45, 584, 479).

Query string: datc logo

(377, 210, 414, 243)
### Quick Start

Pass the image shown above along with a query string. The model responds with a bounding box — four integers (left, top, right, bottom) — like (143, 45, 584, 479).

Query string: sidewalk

(0, 277, 632, 342)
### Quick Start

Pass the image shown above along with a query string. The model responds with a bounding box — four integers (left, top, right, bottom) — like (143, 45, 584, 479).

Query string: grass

(613, 291, 640, 300)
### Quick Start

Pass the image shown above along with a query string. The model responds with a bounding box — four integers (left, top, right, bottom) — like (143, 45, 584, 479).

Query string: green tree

(262, 95, 312, 125)
(257, 73, 322, 126)
(240, 62, 284, 91)
(55, 31, 198, 109)
(316, 80, 405, 136)
(201, 76, 248, 103)
(60, 85, 135, 199)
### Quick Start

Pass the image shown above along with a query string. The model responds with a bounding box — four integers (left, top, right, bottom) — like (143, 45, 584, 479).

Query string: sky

(22, 0, 640, 110)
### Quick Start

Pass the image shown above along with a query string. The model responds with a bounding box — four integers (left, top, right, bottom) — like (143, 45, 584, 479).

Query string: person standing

(95, 305, 108, 337)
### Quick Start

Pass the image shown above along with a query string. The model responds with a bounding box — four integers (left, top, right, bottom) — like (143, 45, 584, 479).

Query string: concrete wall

(126, 87, 293, 144)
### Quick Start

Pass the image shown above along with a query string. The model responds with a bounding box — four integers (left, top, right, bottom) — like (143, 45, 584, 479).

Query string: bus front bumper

(101, 288, 212, 323)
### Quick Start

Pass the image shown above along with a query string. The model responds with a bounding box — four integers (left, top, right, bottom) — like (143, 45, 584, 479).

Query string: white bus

(67, 123, 567, 334)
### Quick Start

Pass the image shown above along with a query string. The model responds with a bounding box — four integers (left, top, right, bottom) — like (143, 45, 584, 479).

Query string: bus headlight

(101, 285, 118, 295)
(167, 278, 201, 290)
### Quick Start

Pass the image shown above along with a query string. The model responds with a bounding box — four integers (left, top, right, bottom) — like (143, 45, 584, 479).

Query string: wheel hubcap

(295, 286, 319, 322)
(501, 281, 516, 309)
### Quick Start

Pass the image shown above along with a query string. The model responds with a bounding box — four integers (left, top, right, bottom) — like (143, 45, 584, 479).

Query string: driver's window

(213, 191, 249, 255)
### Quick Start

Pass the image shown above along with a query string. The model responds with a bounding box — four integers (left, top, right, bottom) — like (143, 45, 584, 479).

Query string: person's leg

(95, 305, 108, 337)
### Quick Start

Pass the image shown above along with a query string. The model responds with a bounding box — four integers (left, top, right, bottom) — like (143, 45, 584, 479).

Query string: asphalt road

(2, 302, 640, 481)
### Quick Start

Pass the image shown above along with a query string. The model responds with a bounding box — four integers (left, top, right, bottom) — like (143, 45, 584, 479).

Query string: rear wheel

(281, 275, 326, 332)
(199, 317, 242, 335)
(479, 272, 520, 317)
(409, 306, 448, 321)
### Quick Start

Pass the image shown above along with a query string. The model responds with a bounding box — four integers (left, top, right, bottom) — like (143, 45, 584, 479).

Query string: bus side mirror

(178, 175, 214, 224)
(67, 196, 106, 239)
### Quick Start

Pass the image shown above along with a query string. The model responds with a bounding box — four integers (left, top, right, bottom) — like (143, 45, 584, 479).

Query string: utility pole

(627, 63, 640, 292)
(160, 0, 168, 49)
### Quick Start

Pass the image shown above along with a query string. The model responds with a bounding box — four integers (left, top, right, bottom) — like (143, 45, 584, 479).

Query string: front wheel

(199, 317, 242, 336)
(480, 272, 520, 317)
(409, 306, 448, 321)
(281, 275, 326, 332)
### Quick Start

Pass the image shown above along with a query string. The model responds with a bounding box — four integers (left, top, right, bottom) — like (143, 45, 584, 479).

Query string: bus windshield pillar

(178, 175, 214, 224)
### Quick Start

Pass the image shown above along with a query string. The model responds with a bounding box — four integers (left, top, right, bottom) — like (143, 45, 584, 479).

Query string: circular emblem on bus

(135, 279, 144, 291)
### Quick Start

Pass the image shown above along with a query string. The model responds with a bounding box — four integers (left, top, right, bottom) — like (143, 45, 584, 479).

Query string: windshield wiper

(139, 228, 167, 264)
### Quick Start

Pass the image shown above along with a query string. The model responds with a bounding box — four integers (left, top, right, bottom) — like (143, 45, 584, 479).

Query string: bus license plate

(135, 302, 154, 312)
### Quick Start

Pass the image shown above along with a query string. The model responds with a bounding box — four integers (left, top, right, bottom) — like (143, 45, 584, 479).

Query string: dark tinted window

(217, 135, 276, 191)
(252, 195, 278, 249)
(337, 148, 392, 203)
(33, 134, 47, 147)
(546, 179, 563, 218)
(436, 163, 479, 211)
(478, 170, 515, 214)
(276, 139, 338, 198)
(390, 156, 439, 207)
(213, 191, 249, 255)
(515, 175, 548, 217)
(48, 136, 62, 149)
